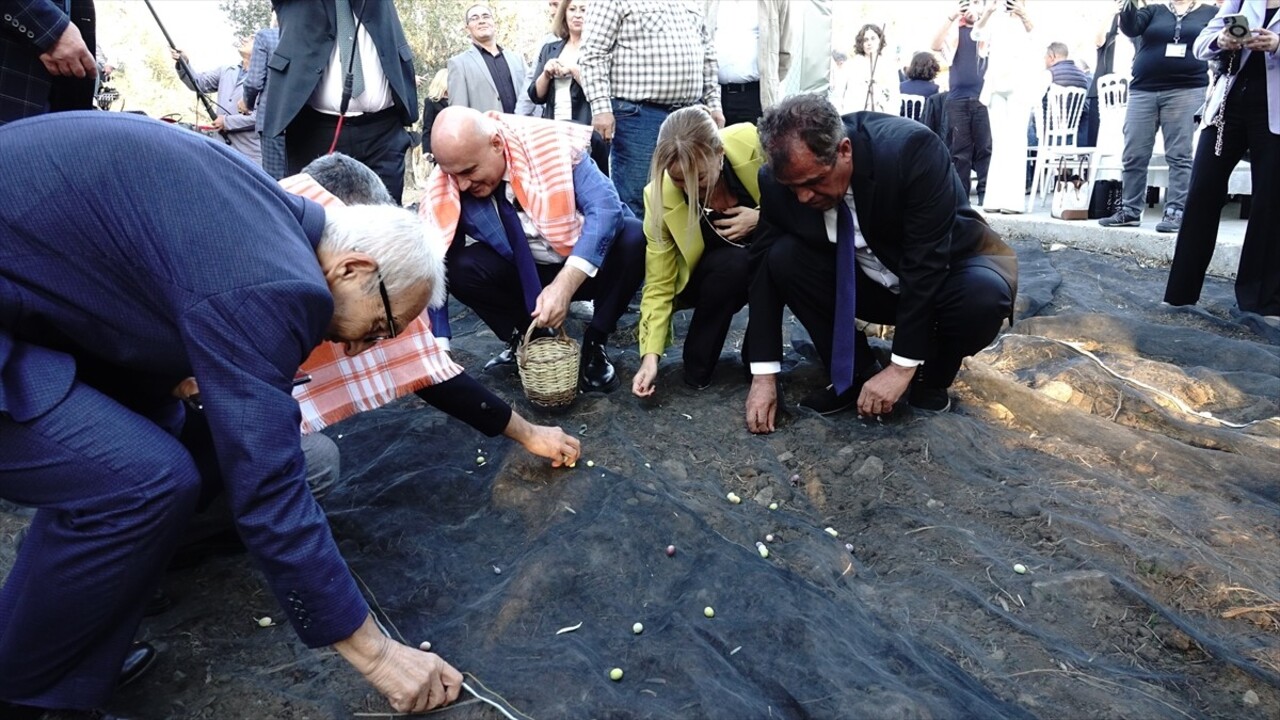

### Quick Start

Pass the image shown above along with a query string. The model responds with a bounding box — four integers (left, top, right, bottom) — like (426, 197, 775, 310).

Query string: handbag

(1088, 179, 1123, 219)
(1051, 156, 1091, 220)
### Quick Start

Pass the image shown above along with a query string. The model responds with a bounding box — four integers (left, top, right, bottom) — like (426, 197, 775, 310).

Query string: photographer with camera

(1164, 0, 1280, 319)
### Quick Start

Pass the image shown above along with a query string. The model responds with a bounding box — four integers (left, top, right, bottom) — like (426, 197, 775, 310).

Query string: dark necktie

(494, 184, 542, 315)
(335, 0, 365, 101)
(831, 200, 859, 395)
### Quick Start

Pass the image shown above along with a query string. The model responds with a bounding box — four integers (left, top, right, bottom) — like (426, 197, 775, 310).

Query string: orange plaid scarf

(418, 112, 594, 255)
(281, 173, 464, 434)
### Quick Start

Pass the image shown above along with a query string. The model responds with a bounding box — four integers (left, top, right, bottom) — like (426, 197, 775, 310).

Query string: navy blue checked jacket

(0, 112, 369, 648)
(0, 0, 70, 124)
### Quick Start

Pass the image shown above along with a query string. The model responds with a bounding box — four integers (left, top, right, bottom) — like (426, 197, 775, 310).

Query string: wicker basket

(517, 324, 580, 408)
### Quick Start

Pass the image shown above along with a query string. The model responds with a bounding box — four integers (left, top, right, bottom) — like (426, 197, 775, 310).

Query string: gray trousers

(1120, 87, 1204, 216)
(181, 432, 340, 545)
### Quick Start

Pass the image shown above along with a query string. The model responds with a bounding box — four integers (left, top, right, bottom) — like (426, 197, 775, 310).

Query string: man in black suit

(266, 0, 418, 202)
(744, 94, 1017, 434)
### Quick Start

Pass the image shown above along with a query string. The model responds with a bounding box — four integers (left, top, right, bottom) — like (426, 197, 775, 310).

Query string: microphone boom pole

(143, 0, 231, 144)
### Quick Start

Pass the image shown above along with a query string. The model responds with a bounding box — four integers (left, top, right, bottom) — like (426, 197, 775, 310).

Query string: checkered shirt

(281, 173, 464, 433)
(580, 0, 721, 116)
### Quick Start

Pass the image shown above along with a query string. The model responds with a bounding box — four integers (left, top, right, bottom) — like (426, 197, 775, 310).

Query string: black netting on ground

(5, 240, 1276, 719)
(307, 241, 1279, 719)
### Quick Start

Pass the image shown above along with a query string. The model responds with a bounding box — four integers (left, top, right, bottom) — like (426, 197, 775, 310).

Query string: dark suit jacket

(748, 111, 1017, 363)
(0, 112, 368, 648)
(264, 0, 418, 138)
(0, 0, 81, 124)
(528, 39, 591, 125)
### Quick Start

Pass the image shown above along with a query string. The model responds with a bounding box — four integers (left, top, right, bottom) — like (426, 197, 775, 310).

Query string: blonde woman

(422, 69, 449, 155)
(632, 107, 767, 397)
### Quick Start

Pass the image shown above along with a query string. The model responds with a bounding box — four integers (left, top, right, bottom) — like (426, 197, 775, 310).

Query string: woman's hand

(1219, 27, 1245, 51)
(632, 354, 660, 397)
(712, 206, 759, 241)
(1245, 28, 1279, 54)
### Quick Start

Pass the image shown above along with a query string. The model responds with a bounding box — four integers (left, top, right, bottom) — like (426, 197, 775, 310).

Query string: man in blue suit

(424, 106, 645, 393)
(0, 112, 461, 717)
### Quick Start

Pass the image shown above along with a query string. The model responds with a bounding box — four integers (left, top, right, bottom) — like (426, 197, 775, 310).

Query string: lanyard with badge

(1166, 2, 1189, 58)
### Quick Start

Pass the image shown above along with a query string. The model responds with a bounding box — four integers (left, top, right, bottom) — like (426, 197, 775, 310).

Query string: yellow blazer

(637, 123, 765, 357)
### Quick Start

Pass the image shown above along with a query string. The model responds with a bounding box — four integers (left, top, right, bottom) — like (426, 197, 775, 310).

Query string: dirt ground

(2, 239, 1278, 719)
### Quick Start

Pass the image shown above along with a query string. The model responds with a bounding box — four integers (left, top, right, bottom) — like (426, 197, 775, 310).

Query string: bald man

(420, 107, 644, 393)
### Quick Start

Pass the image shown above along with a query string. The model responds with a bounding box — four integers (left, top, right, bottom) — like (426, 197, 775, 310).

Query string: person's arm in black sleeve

(416, 374, 581, 465)
(1118, 2, 1153, 38)
(414, 373, 511, 437)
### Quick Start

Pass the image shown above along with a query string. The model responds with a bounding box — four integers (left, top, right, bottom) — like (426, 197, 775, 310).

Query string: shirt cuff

(589, 98, 612, 116)
(566, 255, 599, 278)
(750, 361, 782, 375)
(890, 354, 923, 368)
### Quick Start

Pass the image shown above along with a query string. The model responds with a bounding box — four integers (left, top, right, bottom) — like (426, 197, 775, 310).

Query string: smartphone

(1222, 13, 1251, 40)
(703, 207, 730, 224)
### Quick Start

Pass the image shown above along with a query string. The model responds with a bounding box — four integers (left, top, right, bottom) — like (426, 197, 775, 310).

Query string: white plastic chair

(1028, 85, 1089, 210)
(899, 94, 926, 122)
(1090, 73, 1129, 181)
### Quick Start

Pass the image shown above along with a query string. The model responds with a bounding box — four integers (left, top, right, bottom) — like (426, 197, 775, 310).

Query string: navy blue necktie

(493, 184, 542, 315)
(831, 200, 859, 395)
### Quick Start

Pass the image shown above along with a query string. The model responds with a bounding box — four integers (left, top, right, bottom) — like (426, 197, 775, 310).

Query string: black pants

(285, 104, 412, 203)
(761, 233, 1013, 389)
(446, 217, 646, 343)
(1080, 96, 1100, 148)
(1165, 78, 1279, 316)
(676, 245, 750, 384)
(47, 0, 96, 113)
(945, 96, 992, 197)
(720, 81, 763, 126)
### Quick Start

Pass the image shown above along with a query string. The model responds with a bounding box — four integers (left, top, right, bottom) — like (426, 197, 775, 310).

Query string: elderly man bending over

(421, 106, 645, 392)
(0, 112, 459, 717)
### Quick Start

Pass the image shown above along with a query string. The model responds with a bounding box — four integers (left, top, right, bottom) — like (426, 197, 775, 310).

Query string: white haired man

(0, 112, 458, 717)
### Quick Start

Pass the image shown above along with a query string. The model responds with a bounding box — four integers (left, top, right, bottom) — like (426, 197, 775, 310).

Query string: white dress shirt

(750, 190, 922, 377)
(715, 0, 760, 83)
(308, 22, 393, 115)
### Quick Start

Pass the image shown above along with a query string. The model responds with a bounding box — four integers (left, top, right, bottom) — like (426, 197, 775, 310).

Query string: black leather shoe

(579, 339, 619, 392)
(799, 384, 859, 416)
(483, 333, 520, 370)
(683, 372, 712, 391)
(907, 384, 951, 413)
(118, 641, 157, 689)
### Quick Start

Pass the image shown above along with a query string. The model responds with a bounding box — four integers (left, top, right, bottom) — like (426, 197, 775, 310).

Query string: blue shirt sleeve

(570, 156, 627, 268)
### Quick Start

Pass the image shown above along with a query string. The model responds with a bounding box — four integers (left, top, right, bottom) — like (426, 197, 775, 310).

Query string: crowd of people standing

(0, 0, 1276, 718)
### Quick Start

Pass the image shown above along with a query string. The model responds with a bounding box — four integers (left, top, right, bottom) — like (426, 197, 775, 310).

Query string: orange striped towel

(418, 112, 593, 256)
(281, 173, 464, 434)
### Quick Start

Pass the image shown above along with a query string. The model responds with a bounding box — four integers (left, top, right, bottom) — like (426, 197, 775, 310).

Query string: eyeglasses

(373, 272, 398, 342)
